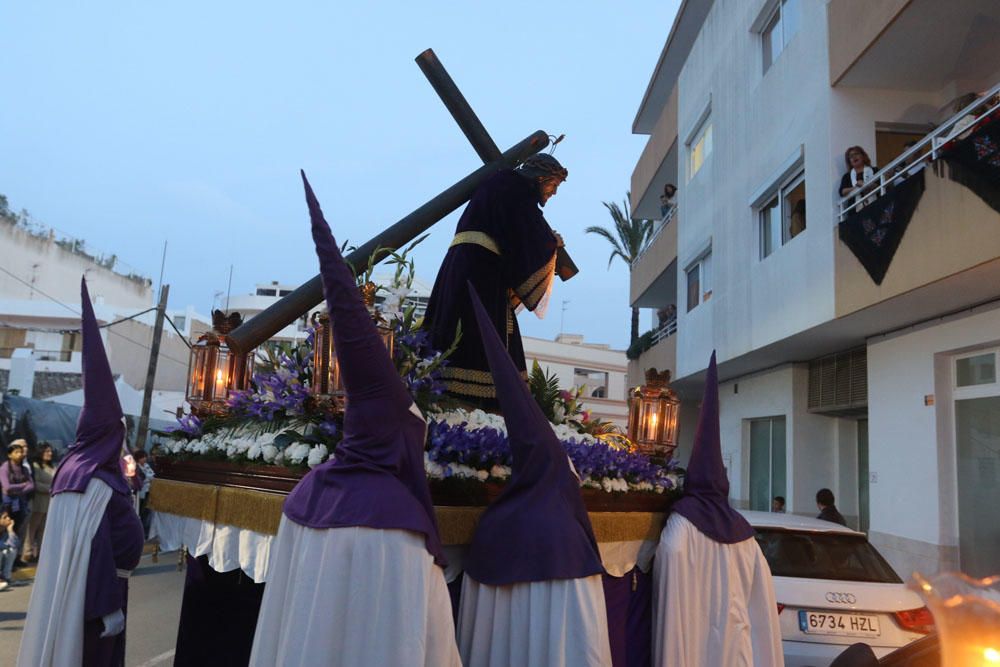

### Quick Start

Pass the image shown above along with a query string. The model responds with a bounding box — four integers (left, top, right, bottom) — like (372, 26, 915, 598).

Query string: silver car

(741, 510, 933, 667)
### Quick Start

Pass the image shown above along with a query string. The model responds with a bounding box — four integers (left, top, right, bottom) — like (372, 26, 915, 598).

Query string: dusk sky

(1, 1, 681, 350)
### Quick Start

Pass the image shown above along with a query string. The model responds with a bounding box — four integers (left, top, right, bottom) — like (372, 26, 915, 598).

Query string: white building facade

(630, 0, 1000, 578)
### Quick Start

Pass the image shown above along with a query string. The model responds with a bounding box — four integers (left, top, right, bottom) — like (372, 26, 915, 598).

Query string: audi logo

(825, 592, 857, 605)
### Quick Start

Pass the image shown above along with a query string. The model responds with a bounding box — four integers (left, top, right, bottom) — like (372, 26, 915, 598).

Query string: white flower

(261, 444, 278, 463)
(287, 443, 311, 465)
(552, 403, 566, 424)
(247, 443, 262, 461)
(307, 445, 328, 468)
(273, 449, 285, 466)
(489, 465, 510, 480)
(476, 469, 489, 482)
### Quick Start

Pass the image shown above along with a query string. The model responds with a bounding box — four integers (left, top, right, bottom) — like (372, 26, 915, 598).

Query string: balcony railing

(0, 347, 73, 362)
(837, 81, 1000, 221)
(632, 204, 677, 268)
(651, 316, 677, 345)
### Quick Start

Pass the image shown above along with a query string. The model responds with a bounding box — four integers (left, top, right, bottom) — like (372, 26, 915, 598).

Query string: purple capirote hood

(52, 278, 129, 496)
(463, 283, 603, 585)
(671, 352, 754, 544)
(282, 171, 446, 567)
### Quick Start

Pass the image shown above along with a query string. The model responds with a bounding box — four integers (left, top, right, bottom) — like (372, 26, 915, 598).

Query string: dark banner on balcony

(839, 170, 925, 285)
(940, 113, 1000, 215)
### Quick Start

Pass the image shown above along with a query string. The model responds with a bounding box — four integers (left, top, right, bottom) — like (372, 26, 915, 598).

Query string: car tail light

(894, 607, 935, 634)
(776, 603, 785, 615)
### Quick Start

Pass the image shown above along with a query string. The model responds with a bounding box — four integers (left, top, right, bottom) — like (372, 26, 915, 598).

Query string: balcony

(631, 84, 679, 220)
(630, 207, 678, 310)
(627, 318, 677, 389)
(829, 0, 1000, 90)
(835, 87, 1000, 318)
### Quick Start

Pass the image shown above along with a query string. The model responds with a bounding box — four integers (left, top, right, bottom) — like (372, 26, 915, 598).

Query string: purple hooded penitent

(282, 171, 446, 567)
(463, 284, 603, 585)
(671, 351, 754, 544)
(51, 278, 129, 496)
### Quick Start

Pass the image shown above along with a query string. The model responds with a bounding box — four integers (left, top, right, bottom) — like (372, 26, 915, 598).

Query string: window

(686, 251, 712, 312)
(279, 289, 293, 297)
(761, 0, 801, 73)
(574, 368, 609, 398)
(956, 352, 997, 387)
(759, 170, 805, 259)
(256, 288, 277, 297)
(688, 116, 713, 180)
(749, 417, 786, 512)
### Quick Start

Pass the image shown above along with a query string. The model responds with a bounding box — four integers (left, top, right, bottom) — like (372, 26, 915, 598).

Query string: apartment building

(629, 0, 1000, 578)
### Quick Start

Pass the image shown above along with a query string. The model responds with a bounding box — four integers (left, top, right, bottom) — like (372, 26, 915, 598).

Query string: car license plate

(798, 610, 881, 638)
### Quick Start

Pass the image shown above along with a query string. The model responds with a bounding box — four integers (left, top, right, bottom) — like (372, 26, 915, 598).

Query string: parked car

(739, 510, 934, 667)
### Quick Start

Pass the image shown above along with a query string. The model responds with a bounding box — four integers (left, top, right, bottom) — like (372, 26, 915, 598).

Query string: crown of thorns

(517, 154, 568, 181)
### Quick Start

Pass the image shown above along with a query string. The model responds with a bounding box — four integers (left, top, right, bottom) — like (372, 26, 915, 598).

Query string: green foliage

(626, 329, 656, 360)
(528, 360, 561, 422)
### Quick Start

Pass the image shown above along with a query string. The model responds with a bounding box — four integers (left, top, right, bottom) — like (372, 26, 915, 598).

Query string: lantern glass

(627, 380, 680, 461)
(310, 308, 395, 411)
(185, 332, 253, 415)
(910, 571, 1000, 666)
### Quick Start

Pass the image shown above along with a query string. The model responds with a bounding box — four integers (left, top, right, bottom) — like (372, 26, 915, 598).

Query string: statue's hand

(553, 231, 565, 248)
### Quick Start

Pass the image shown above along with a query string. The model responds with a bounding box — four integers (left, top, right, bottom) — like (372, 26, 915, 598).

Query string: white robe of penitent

(248, 520, 461, 667)
(457, 573, 612, 667)
(17, 478, 113, 667)
(653, 513, 784, 667)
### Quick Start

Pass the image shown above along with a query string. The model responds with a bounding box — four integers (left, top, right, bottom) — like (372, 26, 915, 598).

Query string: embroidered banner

(839, 170, 926, 285)
(940, 112, 1000, 215)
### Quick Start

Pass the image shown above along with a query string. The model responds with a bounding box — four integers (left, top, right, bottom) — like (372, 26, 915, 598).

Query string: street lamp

(627, 367, 680, 462)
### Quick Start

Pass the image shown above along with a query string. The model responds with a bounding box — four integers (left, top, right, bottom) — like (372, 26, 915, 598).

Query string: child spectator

(0, 509, 20, 590)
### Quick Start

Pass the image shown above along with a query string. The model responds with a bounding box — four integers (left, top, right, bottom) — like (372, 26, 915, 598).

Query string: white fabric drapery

(652, 513, 784, 667)
(249, 521, 461, 667)
(18, 478, 113, 667)
(457, 573, 612, 667)
(150, 510, 273, 582)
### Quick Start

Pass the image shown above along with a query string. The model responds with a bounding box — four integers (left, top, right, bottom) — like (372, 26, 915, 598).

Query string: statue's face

(538, 177, 562, 205)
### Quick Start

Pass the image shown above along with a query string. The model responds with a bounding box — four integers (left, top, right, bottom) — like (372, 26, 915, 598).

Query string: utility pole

(136, 284, 169, 451)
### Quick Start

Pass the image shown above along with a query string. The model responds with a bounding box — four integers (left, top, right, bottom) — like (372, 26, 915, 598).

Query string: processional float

(152, 49, 671, 667)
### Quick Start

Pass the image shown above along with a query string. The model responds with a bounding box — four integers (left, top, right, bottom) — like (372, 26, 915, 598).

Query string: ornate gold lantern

(311, 282, 394, 410)
(186, 311, 254, 416)
(627, 368, 680, 461)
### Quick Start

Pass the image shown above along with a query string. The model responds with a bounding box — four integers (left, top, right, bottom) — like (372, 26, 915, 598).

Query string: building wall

(674, 0, 838, 379)
(866, 304, 1000, 577)
(523, 335, 629, 426)
(0, 220, 152, 310)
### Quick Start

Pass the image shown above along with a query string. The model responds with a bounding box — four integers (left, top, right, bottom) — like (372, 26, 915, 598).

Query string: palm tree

(585, 193, 655, 345)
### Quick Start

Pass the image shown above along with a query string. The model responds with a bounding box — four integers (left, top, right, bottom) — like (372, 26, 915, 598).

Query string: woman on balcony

(839, 146, 879, 212)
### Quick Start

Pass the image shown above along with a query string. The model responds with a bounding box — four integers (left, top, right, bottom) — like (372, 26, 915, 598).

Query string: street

(0, 550, 186, 666)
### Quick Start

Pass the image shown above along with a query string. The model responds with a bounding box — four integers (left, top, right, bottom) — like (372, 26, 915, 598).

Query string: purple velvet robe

(82, 490, 144, 667)
(423, 169, 558, 407)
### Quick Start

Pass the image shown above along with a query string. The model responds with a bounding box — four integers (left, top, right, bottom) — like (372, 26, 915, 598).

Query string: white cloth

(457, 573, 612, 667)
(249, 520, 460, 667)
(17, 478, 113, 667)
(652, 513, 784, 667)
(150, 511, 272, 582)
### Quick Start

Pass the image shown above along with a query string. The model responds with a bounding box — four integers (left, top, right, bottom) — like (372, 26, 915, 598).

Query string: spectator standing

(816, 488, 847, 526)
(24, 444, 56, 562)
(660, 183, 677, 218)
(771, 496, 785, 513)
(0, 509, 19, 591)
(1, 440, 34, 553)
(839, 146, 878, 211)
(133, 449, 154, 537)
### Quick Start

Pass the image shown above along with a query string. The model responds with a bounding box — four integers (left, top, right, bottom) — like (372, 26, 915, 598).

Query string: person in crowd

(133, 449, 154, 537)
(816, 488, 847, 526)
(456, 286, 611, 667)
(24, 443, 56, 562)
(656, 304, 677, 329)
(653, 352, 784, 667)
(0, 508, 20, 591)
(660, 183, 677, 218)
(1, 440, 34, 560)
(18, 278, 145, 667)
(839, 146, 879, 211)
(771, 496, 785, 513)
(248, 174, 460, 666)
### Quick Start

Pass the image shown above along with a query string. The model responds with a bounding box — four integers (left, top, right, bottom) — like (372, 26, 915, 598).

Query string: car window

(754, 528, 902, 583)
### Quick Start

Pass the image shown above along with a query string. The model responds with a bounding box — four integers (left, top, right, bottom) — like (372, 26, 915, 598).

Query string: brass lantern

(310, 282, 394, 411)
(627, 367, 680, 462)
(186, 310, 254, 416)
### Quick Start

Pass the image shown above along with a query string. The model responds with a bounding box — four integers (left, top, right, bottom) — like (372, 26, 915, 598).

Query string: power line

(0, 265, 189, 367)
